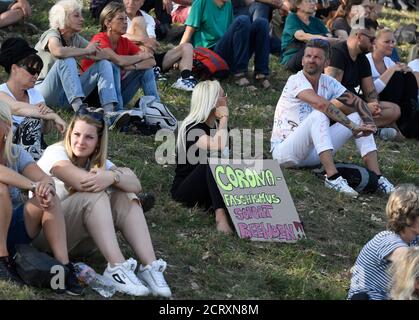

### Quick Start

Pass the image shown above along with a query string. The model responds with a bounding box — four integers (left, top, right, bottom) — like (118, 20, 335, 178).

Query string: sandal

(234, 73, 250, 87)
(254, 74, 271, 89)
(234, 73, 257, 91)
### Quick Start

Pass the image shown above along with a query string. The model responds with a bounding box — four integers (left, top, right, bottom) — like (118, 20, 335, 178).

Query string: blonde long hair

(390, 247, 419, 300)
(63, 113, 108, 169)
(0, 101, 17, 165)
(176, 80, 222, 153)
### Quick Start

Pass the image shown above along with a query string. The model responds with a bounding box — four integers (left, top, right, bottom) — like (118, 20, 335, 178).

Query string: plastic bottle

(73, 262, 116, 298)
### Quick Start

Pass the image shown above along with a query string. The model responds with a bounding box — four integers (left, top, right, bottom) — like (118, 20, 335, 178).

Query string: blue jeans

(214, 15, 270, 76)
(36, 58, 118, 109)
(112, 64, 159, 110)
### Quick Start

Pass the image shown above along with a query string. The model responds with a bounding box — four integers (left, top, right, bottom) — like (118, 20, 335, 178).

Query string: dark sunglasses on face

(76, 106, 105, 124)
(18, 64, 42, 76)
(360, 33, 375, 43)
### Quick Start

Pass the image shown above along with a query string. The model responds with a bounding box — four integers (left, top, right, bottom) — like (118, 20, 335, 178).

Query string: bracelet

(30, 182, 37, 193)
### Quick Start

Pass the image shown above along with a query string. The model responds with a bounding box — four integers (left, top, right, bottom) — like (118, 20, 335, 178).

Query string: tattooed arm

(297, 89, 357, 130)
(361, 76, 379, 102)
(335, 90, 375, 124)
(324, 66, 344, 83)
(297, 89, 376, 136)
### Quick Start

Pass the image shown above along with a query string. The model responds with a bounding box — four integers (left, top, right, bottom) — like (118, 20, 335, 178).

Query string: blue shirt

(7, 144, 35, 208)
(348, 231, 419, 300)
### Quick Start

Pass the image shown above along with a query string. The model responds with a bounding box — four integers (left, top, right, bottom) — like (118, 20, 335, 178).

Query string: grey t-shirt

(8, 144, 35, 208)
(35, 28, 89, 81)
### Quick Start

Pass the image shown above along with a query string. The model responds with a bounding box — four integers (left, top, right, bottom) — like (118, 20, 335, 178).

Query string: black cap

(0, 37, 38, 73)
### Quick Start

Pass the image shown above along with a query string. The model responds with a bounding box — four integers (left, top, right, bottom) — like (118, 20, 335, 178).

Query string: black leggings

(171, 164, 226, 211)
(378, 71, 418, 134)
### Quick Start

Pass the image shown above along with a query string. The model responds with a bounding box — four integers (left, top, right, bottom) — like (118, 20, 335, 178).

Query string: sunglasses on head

(76, 106, 105, 124)
(18, 64, 42, 76)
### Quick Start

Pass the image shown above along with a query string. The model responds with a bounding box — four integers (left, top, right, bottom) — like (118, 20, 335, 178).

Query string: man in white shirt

(271, 38, 395, 197)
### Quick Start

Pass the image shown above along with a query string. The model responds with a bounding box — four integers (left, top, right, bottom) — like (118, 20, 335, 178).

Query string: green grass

(0, 3, 418, 300)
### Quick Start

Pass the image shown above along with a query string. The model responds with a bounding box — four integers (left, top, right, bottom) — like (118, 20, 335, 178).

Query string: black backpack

(313, 163, 379, 193)
(14, 244, 69, 289)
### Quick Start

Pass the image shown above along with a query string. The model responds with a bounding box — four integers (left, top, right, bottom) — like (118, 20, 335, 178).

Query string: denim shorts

(6, 204, 32, 256)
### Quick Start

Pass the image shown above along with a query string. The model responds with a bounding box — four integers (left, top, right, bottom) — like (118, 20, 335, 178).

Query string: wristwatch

(30, 182, 37, 193)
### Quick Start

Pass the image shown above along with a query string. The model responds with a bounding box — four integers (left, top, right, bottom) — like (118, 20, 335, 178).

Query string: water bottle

(73, 262, 116, 298)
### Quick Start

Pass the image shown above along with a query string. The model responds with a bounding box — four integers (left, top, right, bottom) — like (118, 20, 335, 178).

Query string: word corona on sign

(209, 159, 305, 243)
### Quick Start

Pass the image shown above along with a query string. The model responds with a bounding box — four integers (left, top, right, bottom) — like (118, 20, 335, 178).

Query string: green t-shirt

(280, 12, 328, 65)
(35, 28, 89, 81)
(185, 0, 233, 49)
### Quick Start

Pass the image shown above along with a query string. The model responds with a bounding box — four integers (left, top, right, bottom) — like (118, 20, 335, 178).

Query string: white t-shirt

(365, 53, 396, 94)
(270, 71, 347, 150)
(408, 59, 419, 102)
(37, 143, 115, 201)
(0, 83, 45, 125)
(127, 10, 156, 38)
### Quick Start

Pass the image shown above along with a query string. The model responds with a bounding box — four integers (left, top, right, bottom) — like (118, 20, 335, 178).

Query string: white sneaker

(171, 76, 197, 91)
(325, 176, 359, 197)
(377, 176, 395, 195)
(103, 258, 150, 296)
(137, 259, 172, 298)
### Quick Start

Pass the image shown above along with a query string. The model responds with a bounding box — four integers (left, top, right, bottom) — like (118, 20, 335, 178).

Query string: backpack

(192, 47, 230, 80)
(14, 244, 69, 289)
(313, 163, 379, 193)
(128, 96, 178, 135)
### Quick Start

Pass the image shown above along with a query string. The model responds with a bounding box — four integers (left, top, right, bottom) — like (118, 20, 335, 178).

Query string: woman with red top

(81, 1, 159, 110)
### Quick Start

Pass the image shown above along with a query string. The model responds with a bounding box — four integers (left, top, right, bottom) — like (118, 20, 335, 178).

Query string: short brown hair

(305, 38, 331, 60)
(99, 1, 125, 32)
(386, 184, 419, 233)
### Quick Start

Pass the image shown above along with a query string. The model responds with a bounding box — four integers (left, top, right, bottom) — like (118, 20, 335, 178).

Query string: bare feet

(215, 209, 233, 235)
(216, 219, 233, 235)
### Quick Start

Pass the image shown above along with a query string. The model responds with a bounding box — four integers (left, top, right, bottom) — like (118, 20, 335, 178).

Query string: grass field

(0, 1, 418, 300)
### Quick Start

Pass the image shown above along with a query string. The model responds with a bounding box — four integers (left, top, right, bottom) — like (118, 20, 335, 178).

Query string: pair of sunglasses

(18, 64, 42, 76)
(77, 105, 105, 124)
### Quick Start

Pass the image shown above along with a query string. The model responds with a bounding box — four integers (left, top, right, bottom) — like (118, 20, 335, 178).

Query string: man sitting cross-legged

(271, 39, 395, 197)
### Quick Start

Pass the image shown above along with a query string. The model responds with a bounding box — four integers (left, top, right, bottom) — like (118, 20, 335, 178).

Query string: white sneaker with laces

(137, 259, 172, 298)
(377, 176, 395, 194)
(103, 258, 150, 296)
(171, 76, 197, 91)
(325, 176, 359, 197)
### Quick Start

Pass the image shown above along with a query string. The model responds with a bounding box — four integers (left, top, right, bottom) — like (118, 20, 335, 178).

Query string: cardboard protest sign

(209, 159, 305, 242)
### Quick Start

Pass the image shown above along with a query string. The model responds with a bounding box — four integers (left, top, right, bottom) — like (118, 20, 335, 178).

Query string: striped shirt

(348, 231, 418, 300)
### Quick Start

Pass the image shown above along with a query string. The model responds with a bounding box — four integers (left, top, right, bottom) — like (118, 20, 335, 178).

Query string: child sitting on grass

(348, 184, 419, 300)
